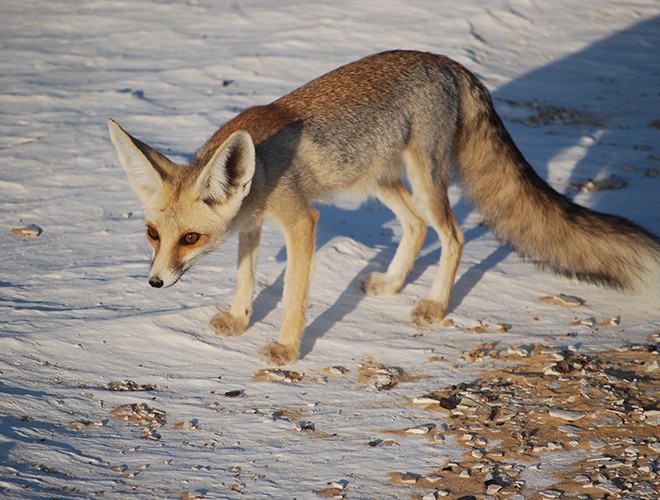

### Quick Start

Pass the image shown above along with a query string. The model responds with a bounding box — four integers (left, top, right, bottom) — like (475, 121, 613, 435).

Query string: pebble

(648, 442, 660, 453)
(549, 409, 585, 421)
(593, 412, 624, 427)
(589, 438, 607, 450)
(539, 294, 585, 307)
(539, 490, 562, 498)
(413, 395, 442, 405)
(595, 481, 622, 494)
(558, 425, 582, 435)
(330, 480, 348, 490)
(486, 484, 502, 495)
(399, 472, 420, 485)
(406, 424, 435, 435)
(574, 475, 590, 483)
(11, 224, 42, 237)
(327, 366, 349, 376)
(292, 420, 315, 432)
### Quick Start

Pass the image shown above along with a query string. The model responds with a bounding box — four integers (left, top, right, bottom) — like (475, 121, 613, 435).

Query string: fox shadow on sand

(248, 16, 660, 357)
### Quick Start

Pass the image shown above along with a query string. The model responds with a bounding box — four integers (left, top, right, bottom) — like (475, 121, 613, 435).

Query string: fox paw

(259, 341, 299, 366)
(210, 311, 248, 337)
(411, 300, 446, 327)
(361, 272, 402, 296)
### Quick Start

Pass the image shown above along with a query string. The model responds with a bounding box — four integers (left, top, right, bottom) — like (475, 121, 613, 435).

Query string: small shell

(11, 224, 42, 237)
(405, 423, 435, 435)
(539, 294, 585, 307)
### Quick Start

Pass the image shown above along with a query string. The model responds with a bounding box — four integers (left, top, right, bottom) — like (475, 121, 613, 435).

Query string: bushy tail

(451, 63, 660, 294)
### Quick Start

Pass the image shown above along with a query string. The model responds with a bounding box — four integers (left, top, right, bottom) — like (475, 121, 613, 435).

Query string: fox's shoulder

(195, 104, 300, 167)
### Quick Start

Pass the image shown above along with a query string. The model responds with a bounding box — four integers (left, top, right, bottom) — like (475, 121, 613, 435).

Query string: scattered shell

(570, 174, 627, 192)
(405, 423, 435, 435)
(358, 361, 403, 391)
(557, 425, 582, 434)
(174, 420, 200, 430)
(105, 380, 156, 391)
(496, 323, 512, 333)
(293, 420, 315, 432)
(402, 472, 422, 484)
(323, 366, 349, 376)
(111, 403, 166, 429)
(539, 489, 562, 499)
(598, 316, 621, 326)
(253, 369, 303, 384)
(539, 294, 585, 307)
(593, 412, 624, 427)
(69, 419, 104, 430)
(11, 224, 43, 237)
(595, 481, 622, 494)
(548, 409, 585, 421)
(142, 428, 161, 441)
(487, 484, 503, 495)
(643, 410, 660, 426)
(570, 316, 595, 326)
(413, 395, 443, 405)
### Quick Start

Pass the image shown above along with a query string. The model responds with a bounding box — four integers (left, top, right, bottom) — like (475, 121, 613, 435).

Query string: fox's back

(199, 51, 462, 199)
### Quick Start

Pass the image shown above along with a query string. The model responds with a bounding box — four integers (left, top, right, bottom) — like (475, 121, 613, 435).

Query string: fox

(109, 50, 660, 366)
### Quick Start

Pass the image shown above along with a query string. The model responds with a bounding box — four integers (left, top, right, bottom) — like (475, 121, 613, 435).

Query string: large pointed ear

(194, 131, 255, 204)
(107, 119, 174, 203)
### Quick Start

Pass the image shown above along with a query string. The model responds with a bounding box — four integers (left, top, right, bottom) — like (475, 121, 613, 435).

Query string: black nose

(149, 277, 164, 288)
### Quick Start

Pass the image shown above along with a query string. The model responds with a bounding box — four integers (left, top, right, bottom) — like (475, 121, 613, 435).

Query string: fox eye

(181, 232, 200, 246)
(147, 226, 159, 241)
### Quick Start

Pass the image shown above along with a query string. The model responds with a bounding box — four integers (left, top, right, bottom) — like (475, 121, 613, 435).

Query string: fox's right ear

(108, 119, 173, 204)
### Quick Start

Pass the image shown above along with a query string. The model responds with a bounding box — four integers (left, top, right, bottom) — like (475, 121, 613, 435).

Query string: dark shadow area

(0, 412, 106, 498)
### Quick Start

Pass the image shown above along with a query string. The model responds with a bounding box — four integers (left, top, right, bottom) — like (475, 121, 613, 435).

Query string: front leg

(260, 207, 319, 365)
(211, 225, 262, 337)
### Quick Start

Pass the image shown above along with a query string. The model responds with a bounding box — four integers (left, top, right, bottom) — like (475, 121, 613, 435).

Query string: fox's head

(108, 119, 255, 288)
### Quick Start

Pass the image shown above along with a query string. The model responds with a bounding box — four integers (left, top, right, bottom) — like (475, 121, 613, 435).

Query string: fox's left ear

(108, 119, 175, 204)
(195, 131, 255, 204)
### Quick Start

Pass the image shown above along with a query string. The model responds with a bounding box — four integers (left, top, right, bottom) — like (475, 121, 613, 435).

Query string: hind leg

(361, 180, 427, 296)
(407, 152, 464, 326)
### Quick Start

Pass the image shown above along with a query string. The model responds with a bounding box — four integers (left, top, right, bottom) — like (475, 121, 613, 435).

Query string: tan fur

(109, 51, 660, 365)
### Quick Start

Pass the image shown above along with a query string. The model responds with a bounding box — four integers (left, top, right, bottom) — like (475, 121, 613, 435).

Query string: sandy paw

(361, 272, 401, 296)
(411, 300, 446, 327)
(259, 341, 299, 366)
(210, 311, 248, 337)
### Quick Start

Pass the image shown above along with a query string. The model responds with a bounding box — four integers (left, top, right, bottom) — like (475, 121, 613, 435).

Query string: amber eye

(181, 232, 200, 246)
(147, 226, 159, 241)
